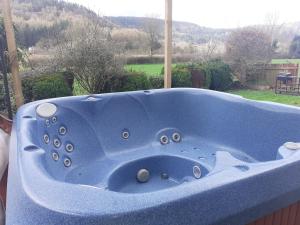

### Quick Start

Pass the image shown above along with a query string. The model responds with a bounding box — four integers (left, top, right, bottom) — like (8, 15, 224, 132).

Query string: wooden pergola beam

(2, 0, 24, 108)
(164, 0, 172, 88)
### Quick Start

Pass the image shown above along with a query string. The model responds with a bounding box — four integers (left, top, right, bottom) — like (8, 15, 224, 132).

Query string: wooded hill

(7, 0, 229, 48)
(1, 0, 299, 56)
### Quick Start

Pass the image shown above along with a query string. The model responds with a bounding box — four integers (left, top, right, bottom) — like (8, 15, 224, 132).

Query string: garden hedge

(22, 59, 233, 102)
(159, 60, 233, 91)
(205, 59, 233, 91)
(102, 72, 164, 93)
(171, 64, 193, 87)
(22, 72, 73, 102)
(149, 76, 164, 89)
(120, 71, 151, 92)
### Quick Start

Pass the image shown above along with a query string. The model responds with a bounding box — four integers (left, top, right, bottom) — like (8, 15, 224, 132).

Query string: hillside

(107, 16, 231, 44)
(2, 0, 231, 48)
(9, 0, 112, 47)
(1, 0, 299, 55)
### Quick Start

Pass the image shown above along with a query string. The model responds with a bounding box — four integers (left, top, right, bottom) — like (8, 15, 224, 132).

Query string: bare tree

(111, 28, 147, 54)
(204, 39, 218, 59)
(142, 16, 162, 56)
(225, 26, 275, 84)
(264, 13, 284, 54)
(264, 13, 281, 40)
(56, 19, 124, 94)
(194, 38, 220, 62)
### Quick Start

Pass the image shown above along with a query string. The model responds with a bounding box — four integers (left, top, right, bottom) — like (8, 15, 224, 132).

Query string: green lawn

(229, 89, 300, 107)
(125, 60, 300, 76)
(271, 59, 300, 64)
(125, 64, 171, 76)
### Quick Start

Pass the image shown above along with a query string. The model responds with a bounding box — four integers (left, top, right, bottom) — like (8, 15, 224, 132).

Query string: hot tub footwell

(248, 201, 300, 225)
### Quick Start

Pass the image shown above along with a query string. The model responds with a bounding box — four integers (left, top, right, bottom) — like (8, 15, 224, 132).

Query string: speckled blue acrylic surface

(6, 88, 300, 225)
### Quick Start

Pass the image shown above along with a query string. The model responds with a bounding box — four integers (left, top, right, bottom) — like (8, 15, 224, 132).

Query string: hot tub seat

(107, 155, 209, 193)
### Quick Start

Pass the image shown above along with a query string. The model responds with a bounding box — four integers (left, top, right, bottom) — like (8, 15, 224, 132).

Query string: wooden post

(297, 63, 300, 78)
(164, 0, 172, 88)
(2, 0, 24, 108)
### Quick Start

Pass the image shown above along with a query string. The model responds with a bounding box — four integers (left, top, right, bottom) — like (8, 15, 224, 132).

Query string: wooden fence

(246, 64, 299, 89)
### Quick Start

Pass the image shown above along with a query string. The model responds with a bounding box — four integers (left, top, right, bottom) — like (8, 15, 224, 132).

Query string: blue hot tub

(6, 88, 300, 225)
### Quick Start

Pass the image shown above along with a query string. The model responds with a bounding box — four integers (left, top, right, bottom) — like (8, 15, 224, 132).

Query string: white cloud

(68, 0, 300, 28)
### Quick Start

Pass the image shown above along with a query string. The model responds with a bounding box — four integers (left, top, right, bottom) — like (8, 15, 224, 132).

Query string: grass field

(229, 89, 300, 107)
(125, 64, 170, 76)
(125, 60, 300, 76)
(271, 59, 300, 64)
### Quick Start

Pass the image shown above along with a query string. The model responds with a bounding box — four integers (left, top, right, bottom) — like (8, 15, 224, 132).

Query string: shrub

(22, 76, 35, 103)
(149, 76, 164, 89)
(56, 20, 124, 94)
(74, 60, 232, 95)
(160, 60, 232, 90)
(161, 64, 193, 87)
(171, 64, 192, 87)
(206, 59, 233, 91)
(187, 63, 211, 89)
(62, 71, 75, 91)
(22, 73, 72, 102)
(105, 72, 164, 92)
(102, 74, 125, 93)
(0, 81, 7, 113)
(161, 64, 211, 88)
(121, 71, 150, 92)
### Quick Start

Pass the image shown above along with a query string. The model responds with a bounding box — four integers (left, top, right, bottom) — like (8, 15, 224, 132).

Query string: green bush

(161, 64, 193, 87)
(62, 71, 75, 91)
(120, 71, 150, 92)
(22, 73, 72, 102)
(22, 76, 35, 103)
(0, 81, 7, 113)
(161, 64, 210, 88)
(74, 71, 152, 94)
(188, 63, 211, 89)
(206, 59, 233, 91)
(102, 74, 125, 93)
(149, 76, 164, 89)
(171, 64, 192, 87)
(159, 60, 232, 90)
(110, 72, 164, 92)
(74, 59, 232, 95)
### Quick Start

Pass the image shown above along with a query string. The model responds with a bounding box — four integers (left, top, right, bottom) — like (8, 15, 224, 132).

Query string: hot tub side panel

(248, 201, 300, 225)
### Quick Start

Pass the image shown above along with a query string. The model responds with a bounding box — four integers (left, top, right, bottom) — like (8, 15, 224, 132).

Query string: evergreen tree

(289, 36, 300, 59)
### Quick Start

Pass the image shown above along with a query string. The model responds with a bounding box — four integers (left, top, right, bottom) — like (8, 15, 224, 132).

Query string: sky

(68, 0, 300, 29)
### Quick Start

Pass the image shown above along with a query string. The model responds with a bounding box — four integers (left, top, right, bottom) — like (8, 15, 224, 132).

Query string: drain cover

(137, 169, 150, 183)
